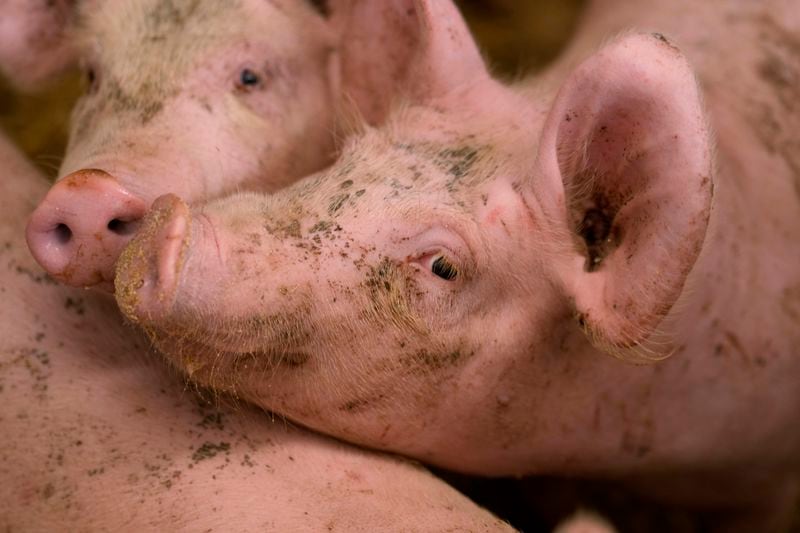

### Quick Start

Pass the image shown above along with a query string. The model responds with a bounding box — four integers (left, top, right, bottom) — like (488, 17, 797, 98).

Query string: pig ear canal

(542, 33, 714, 362)
(328, 0, 488, 126)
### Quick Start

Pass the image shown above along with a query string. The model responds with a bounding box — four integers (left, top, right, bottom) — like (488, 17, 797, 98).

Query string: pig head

(20, 0, 340, 290)
(116, 0, 713, 476)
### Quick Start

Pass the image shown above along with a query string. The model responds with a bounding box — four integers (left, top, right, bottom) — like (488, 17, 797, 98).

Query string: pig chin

(125, 297, 317, 391)
(149, 332, 313, 392)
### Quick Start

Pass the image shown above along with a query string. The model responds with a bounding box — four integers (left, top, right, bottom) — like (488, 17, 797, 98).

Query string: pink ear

(328, 0, 487, 125)
(537, 33, 713, 358)
(0, 0, 79, 90)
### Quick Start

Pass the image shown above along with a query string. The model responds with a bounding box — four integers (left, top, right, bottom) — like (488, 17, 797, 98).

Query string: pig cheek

(326, 310, 474, 425)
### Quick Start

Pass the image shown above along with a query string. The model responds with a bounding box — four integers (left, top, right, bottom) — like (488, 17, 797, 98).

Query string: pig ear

(328, 0, 488, 125)
(0, 0, 80, 90)
(537, 33, 713, 359)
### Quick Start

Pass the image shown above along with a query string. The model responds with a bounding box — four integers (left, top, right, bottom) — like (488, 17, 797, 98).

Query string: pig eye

(237, 68, 261, 90)
(431, 255, 459, 281)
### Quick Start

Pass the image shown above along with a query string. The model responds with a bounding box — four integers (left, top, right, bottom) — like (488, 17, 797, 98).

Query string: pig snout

(115, 194, 192, 321)
(26, 169, 147, 290)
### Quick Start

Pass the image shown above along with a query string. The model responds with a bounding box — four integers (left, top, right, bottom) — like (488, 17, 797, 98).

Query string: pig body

(0, 130, 514, 532)
(93, 0, 800, 527)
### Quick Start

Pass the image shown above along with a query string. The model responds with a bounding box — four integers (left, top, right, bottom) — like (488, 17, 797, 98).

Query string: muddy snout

(26, 169, 146, 290)
(114, 194, 191, 322)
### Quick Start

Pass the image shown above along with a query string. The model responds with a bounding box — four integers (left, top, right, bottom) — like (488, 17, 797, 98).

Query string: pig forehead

(80, 0, 312, 70)
(334, 133, 506, 198)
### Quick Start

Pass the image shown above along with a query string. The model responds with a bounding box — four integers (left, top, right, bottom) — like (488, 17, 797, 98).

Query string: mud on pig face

(114, 119, 538, 451)
(116, 1, 713, 462)
(24, 0, 337, 290)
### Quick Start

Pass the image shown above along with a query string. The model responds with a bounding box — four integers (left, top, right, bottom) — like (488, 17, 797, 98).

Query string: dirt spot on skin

(743, 13, 800, 201)
(362, 257, 424, 333)
(754, 14, 800, 114)
(328, 193, 350, 216)
(438, 146, 479, 178)
(198, 411, 225, 431)
(309, 220, 336, 234)
(145, 0, 203, 31)
(103, 77, 167, 125)
(393, 139, 495, 194)
(0, 347, 52, 400)
(41, 482, 56, 500)
(400, 347, 473, 374)
(757, 53, 797, 111)
(191, 441, 230, 463)
(339, 392, 387, 413)
(10, 261, 58, 285)
(650, 32, 680, 53)
(64, 296, 86, 315)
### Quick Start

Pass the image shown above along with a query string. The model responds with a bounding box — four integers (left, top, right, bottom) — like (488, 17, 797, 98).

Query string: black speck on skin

(328, 193, 350, 216)
(191, 441, 231, 463)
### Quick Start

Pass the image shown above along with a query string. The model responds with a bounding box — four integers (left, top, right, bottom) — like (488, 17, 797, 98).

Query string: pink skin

(0, 125, 515, 531)
(0, 0, 77, 89)
(119, 0, 800, 528)
(22, 0, 340, 290)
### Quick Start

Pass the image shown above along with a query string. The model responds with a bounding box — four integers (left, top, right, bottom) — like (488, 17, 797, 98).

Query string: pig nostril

(107, 218, 140, 236)
(53, 223, 73, 245)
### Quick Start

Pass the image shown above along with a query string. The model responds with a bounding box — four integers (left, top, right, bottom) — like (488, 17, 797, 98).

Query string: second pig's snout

(115, 194, 191, 322)
(25, 169, 147, 290)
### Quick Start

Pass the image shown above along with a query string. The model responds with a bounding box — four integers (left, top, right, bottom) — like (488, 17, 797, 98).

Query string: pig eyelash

(414, 252, 460, 282)
(431, 255, 459, 281)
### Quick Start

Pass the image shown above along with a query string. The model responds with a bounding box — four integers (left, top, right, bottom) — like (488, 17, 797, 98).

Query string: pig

(17, 0, 382, 291)
(113, 0, 800, 529)
(0, 129, 517, 531)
